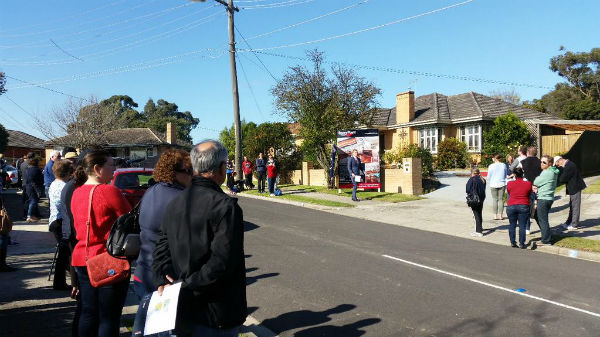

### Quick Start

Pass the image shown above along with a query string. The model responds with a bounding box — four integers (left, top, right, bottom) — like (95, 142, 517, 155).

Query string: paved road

(240, 197, 600, 337)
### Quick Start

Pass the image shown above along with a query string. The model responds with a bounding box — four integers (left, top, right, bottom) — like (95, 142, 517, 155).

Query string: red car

(110, 168, 154, 206)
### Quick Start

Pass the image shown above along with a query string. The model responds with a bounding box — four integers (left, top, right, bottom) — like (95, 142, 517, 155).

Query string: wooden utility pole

(225, 0, 243, 179)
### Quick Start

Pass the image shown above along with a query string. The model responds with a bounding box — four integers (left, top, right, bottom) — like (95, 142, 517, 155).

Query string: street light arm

(216, 0, 239, 12)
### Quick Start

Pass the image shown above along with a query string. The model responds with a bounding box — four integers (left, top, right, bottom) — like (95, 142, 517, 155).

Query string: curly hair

(52, 159, 74, 180)
(153, 149, 192, 183)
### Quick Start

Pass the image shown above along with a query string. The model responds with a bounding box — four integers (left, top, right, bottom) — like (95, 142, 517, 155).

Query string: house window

(419, 127, 440, 153)
(146, 147, 157, 158)
(460, 125, 482, 152)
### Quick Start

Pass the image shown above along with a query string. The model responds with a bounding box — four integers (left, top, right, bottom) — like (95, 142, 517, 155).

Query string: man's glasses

(541, 161, 548, 165)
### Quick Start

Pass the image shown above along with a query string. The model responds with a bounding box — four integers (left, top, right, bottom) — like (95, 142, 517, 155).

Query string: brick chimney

(166, 122, 177, 144)
(396, 91, 415, 124)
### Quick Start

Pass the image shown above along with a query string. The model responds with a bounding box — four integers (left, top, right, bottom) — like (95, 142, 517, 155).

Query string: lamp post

(192, 0, 243, 179)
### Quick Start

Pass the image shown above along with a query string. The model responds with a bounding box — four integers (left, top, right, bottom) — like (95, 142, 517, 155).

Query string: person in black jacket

(24, 157, 44, 222)
(466, 168, 486, 237)
(555, 156, 587, 230)
(153, 140, 246, 336)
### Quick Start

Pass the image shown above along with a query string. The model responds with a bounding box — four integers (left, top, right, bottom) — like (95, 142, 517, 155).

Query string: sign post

(336, 129, 381, 190)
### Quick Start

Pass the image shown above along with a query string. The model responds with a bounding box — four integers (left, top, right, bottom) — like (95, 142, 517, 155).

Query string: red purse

(85, 185, 130, 288)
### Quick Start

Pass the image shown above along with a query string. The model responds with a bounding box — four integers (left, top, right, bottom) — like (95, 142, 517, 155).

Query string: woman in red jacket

(70, 150, 131, 337)
(506, 167, 532, 249)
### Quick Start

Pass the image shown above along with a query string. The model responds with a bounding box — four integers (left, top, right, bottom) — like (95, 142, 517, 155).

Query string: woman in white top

(487, 154, 508, 220)
(48, 159, 74, 290)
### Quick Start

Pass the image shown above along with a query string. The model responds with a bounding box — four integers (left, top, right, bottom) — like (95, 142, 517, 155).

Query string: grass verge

(242, 188, 354, 208)
(551, 234, 600, 253)
(583, 179, 600, 194)
(278, 184, 423, 203)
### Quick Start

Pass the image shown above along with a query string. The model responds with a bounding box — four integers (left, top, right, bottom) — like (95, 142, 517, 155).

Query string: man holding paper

(152, 140, 247, 336)
(348, 149, 362, 202)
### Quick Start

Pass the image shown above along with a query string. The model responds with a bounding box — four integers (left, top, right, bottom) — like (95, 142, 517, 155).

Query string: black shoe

(511, 244, 518, 248)
(53, 284, 71, 291)
(519, 244, 527, 249)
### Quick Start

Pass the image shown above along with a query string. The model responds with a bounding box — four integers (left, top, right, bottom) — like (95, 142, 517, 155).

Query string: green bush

(435, 137, 469, 170)
(481, 112, 532, 166)
(383, 144, 434, 177)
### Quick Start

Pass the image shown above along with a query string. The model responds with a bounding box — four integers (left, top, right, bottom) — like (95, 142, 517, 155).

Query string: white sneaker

(525, 230, 530, 235)
(561, 223, 574, 230)
(565, 224, 578, 230)
(470, 232, 483, 237)
(270, 194, 275, 197)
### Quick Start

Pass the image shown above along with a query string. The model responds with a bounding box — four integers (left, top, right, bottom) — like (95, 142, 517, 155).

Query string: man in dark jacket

(347, 149, 362, 202)
(153, 140, 246, 336)
(555, 156, 587, 230)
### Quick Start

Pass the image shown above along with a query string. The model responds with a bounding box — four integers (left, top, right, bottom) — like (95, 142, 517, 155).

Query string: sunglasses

(541, 161, 548, 165)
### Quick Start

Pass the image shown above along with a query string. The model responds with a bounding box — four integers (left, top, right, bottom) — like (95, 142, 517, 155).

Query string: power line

(252, 50, 554, 90)
(5, 75, 89, 101)
(3, 96, 39, 120)
(234, 26, 278, 81)
(245, 0, 372, 42)
(0, 106, 30, 131)
(236, 54, 266, 119)
(240, 0, 475, 52)
(49, 39, 84, 62)
(241, 0, 316, 10)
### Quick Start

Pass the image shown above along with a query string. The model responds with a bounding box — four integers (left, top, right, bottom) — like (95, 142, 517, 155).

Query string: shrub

(382, 144, 434, 177)
(481, 112, 532, 166)
(435, 137, 469, 170)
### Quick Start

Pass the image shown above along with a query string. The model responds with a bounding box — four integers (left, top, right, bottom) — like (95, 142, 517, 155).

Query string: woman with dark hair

(133, 149, 192, 299)
(506, 167, 532, 249)
(48, 159, 74, 290)
(466, 168, 486, 237)
(24, 157, 44, 222)
(70, 150, 132, 337)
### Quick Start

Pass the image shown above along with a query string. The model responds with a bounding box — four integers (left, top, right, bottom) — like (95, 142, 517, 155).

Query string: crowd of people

(0, 141, 249, 336)
(225, 152, 280, 196)
(466, 146, 587, 248)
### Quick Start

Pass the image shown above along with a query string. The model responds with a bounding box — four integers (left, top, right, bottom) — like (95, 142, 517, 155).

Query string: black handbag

(466, 178, 482, 207)
(106, 201, 141, 259)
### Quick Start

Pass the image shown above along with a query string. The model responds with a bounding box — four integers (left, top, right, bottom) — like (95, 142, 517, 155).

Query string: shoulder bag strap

(85, 185, 99, 262)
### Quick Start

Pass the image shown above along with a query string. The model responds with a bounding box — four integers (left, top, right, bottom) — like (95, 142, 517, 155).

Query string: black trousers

(257, 171, 266, 192)
(49, 219, 70, 287)
(470, 204, 483, 233)
(245, 173, 254, 188)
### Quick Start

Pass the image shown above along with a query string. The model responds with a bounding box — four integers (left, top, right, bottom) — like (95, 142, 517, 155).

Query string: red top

(71, 184, 131, 267)
(242, 160, 253, 175)
(267, 164, 277, 178)
(507, 178, 532, 206)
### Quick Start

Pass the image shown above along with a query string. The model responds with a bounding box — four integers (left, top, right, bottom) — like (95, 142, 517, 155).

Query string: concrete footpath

(0, 190, 276, 337)
(240, 174, 600, 263)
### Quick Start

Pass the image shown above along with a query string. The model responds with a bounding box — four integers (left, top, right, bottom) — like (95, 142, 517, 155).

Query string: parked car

(2, 165, 19, 187)
(110, 168, 154, 206)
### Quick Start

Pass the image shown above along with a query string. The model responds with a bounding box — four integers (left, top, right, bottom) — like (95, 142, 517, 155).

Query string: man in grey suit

(347, 149, 362, 202)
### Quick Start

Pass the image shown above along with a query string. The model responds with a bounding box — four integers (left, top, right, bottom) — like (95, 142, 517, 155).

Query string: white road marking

(382, 254, 600, 319)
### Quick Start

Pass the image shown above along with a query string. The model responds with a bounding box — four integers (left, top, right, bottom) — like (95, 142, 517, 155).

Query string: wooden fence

(541, 134, 582, 156)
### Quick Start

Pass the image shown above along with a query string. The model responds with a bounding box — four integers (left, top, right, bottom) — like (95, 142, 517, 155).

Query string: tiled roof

(46, 128, 191, 148)
(371, 91, 558, 126)
(7, 130, 45, 149)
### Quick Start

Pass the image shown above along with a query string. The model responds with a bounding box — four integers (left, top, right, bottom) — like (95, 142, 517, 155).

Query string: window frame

(459, 124, 482, 152)
(419, 127, 441, 154)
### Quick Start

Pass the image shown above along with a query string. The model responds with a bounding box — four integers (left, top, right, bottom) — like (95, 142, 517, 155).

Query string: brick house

(3, 130, 46, 165)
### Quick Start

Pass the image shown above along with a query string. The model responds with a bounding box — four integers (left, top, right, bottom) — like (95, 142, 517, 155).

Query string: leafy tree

(0, 123, 8, 153)
(481, 112, 531, 166)
(435, 137, 469, 170)
(220, 121, 301, 176)
(489, 89, 521, 105)
(0, 72, 6, 97)
(141, 99, 198, 143)
(563, 98, 600, 120)
(272, 50, 381, 186)
(99, 95, 143, 128)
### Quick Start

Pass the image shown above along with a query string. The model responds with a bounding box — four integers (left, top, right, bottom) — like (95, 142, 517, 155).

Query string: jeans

(490, 187, 505, 216)
(566, 191, 582, 227)
(244, 173, 254, 188)
(507, 204, 529, 246)
(526, 193, 536, 231)
(470, 204, 483, 233)
(75, 266, 129, 337)
(27, 196, 39, 218)
(536, 199, 554, 244)
(268, 177, 275, 194)
(352, 179, 358, 200)
(50, 220, 70, 287)
(257, 171, 266, 192)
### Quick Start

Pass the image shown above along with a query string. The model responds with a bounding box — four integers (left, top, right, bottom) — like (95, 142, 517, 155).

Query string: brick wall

(382, 158, 422, 195)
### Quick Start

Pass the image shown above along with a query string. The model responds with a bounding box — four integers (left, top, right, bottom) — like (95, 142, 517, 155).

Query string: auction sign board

(337, 129, 381, 189)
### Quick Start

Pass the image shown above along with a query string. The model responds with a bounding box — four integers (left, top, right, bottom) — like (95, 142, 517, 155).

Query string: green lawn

(583, 179, 600, 194)
(279, 184, 423, 203)
(552, 234, 600, 253)
(242, 188, 355, 208)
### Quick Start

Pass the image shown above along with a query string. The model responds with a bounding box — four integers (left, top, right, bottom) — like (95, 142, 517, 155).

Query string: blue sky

(1, 0, 598, 142)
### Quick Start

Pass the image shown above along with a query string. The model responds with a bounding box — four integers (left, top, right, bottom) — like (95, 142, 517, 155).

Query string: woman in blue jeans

(506, 167, 532, 248)
(533, 155, 559, 245)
